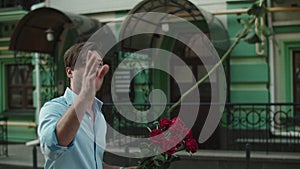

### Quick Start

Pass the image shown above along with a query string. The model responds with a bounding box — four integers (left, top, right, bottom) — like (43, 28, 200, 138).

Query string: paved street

(1, 143, 300, 169)
(0, 144, 44, 169)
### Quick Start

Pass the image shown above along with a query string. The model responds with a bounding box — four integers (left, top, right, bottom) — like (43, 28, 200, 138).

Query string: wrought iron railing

(0, 117, 8, 157)
(221, 103, 300, 152)
(0, 0, 20, 8)
(102, 102, 300, 152)
(0, 0, 44, 9)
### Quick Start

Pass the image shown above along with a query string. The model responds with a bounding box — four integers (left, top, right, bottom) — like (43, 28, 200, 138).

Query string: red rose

(159, 118, 172, 129)
(150, 129, 165, 145)
(169, 117, 188, 138)
(161, 140, 177, 155)
(185, 138, 199, 153)
(150, 129, 163, 137)
(171, 117, 184, 125)
(169, 136, 183, 148)
(185, 130, 193, 140)
(165, 147, 176, 155)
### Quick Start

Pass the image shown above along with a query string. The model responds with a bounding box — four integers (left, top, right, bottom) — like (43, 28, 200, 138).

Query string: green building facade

(0, 5, 35, 142)
(0, 0, 300, 151)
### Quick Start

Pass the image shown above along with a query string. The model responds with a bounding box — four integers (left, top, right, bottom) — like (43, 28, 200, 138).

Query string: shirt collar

(63, 87, 103, 111)
(64, 87, 77, 106)
(94, 96, 103, 111)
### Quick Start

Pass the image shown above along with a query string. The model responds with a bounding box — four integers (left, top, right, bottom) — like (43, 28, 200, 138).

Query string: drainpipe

(35, 53, 41, 125)
(267, 0, 280, 137)
(267, 0, 275, 116)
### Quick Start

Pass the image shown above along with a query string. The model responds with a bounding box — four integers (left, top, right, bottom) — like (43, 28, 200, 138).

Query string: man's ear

(66, 67, 73, 78)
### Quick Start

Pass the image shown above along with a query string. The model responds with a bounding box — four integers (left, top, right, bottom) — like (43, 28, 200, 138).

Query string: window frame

(6, 63, 35, 110)
(280, 40, 300, 104)
(0, 58, 35, 117)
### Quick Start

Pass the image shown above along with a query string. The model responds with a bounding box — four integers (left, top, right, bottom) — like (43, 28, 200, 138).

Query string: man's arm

(56, 50, 104, 146)
(55, 94, 90, 146)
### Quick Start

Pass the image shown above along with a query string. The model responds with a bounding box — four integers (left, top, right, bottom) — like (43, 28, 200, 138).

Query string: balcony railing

(221, 103, 300, 152)
(0, 0, 44, 10)
(0, 0, 20, 8)
(102, 102, 300, 153)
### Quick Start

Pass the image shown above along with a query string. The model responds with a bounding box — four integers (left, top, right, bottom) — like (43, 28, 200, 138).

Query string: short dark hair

(64, 42, 103, 87)
(64, 42, 85, 70)
(64, 42, 102, 69)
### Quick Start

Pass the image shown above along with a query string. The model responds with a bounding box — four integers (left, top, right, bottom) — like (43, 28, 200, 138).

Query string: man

(38, 42, 134, 169)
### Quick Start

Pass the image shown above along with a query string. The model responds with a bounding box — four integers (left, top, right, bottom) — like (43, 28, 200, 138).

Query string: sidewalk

(1, 143, 300, 169)
(0, 144, 44, 169)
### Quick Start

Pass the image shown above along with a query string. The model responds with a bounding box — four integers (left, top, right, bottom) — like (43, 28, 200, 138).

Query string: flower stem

(167, 17, 255, 114)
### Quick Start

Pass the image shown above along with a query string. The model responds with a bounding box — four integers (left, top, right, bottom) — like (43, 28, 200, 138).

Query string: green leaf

(260, 25, 273, 37)
(240, 18, 251, 28)
(243, 31, 261, 44)
(236, 18, 256, 38)
(165, 154, 169, 160)
(153, 160, 160, 167)
(138, 156, 153, 166)
(153, 154, 165, 162)
(247, 3, 267, 17)
(168, 155, 181, 163)
(153, 121, 159, 125)
(236, 29, 247, 38)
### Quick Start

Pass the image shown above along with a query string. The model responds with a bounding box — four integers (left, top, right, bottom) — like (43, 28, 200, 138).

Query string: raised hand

(80, 50, 100, 101)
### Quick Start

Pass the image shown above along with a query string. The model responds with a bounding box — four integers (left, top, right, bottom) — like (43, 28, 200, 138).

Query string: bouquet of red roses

(137, 117, 199, 169)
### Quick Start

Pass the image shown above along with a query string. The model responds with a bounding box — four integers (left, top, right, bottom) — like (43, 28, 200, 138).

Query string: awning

(9, 7, 101, 54)
(119, 0, 230, 56)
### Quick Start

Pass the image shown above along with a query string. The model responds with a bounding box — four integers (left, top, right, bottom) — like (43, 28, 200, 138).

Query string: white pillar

(35, 53, 41, 125)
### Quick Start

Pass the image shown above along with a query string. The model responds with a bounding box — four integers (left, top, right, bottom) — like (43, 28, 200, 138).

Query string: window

(6, 64, 34, 109)
(293, 51, 300, 116)
(1, 22, 16, 37)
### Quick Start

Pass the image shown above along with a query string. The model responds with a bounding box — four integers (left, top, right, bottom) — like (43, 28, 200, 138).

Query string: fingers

(83, 50, 109, 92)
(98, 64, 110, 79)
(85, 50, 100, 77)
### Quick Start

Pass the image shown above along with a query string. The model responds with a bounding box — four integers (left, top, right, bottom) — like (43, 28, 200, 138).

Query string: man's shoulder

(52, 96, 68, 103)
(42, 95, 69, 110)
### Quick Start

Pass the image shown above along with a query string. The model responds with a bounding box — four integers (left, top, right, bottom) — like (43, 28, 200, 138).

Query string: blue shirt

(38, 88, 107, 169)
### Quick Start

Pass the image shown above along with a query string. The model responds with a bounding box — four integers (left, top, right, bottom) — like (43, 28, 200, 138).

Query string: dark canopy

(9, 7, 101, 54)
(119, 0, 230, 56)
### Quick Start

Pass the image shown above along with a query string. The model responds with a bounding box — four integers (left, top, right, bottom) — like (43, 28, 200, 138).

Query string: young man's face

(71, 50, 109, 94)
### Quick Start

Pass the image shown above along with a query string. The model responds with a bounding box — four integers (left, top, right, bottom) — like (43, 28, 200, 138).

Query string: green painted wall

(227, 1, 269, 103)
(0, 8, 27, 22)
(0, 8, 36, 142)
(7, 126, 36, 142)
(279, 40, 300, 104)
(274, 24, 300, 105)
(0, 57, 36, 142)
(273, 25, 300, 34)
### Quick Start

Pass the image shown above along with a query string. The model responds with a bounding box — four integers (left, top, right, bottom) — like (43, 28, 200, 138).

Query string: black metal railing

(0, 0, 20, 8)
(0, 0, 44, 10)
(221, 103, 300, 152)
(0, 117, 8, 157)
(102, 102, 300, 153)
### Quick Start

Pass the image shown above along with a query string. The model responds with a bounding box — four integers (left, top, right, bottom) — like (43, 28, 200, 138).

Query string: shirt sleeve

(38, 101, 74, 161)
